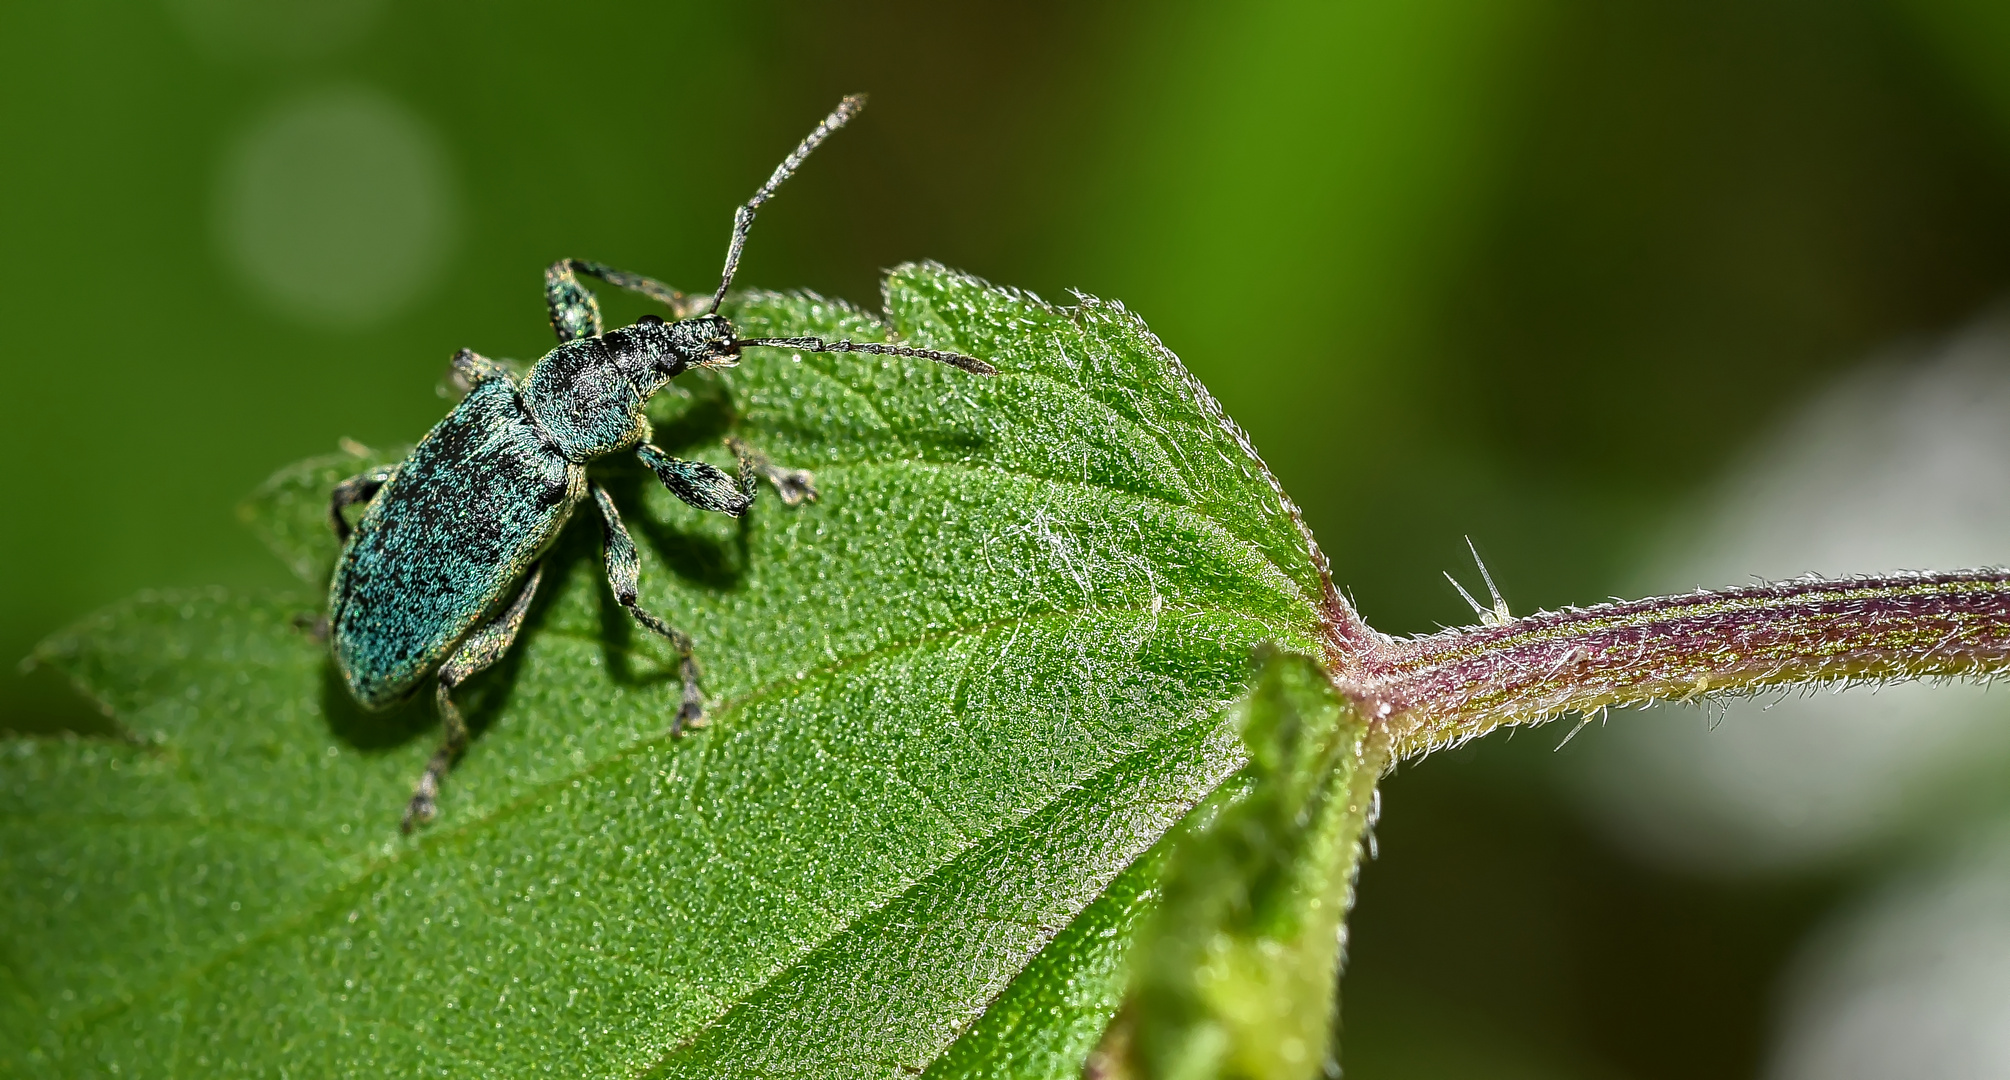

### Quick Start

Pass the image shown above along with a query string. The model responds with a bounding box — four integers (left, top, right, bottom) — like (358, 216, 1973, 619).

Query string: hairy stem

(1340, 570, 2010, 758)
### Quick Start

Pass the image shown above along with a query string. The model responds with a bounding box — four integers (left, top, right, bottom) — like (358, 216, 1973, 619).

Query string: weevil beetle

(325, 95, 996, 831)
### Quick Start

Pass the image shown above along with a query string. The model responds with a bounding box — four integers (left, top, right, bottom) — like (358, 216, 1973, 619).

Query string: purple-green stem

(1320, 569, 2010, 758)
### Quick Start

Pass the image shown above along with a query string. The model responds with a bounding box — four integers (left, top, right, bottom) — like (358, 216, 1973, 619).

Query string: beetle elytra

(325, 95, 995, 831)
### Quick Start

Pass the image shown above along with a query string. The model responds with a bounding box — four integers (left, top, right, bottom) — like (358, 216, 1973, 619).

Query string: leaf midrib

(33, 461, 1313, 1041)
(48, 597, 1296, 1048)
(636, 704, 1240, 1078)
(736, 306, 1309, 595)
(687, 455, 1322, 616)
(762, 359, 1202, 511)
(38, 302, 1324, 1065)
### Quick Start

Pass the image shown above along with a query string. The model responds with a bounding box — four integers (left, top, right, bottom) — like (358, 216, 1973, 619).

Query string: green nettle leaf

(1087, 647, 1386, 1080)
(3, 263, 1365, 1077)
(238, 442, 408, 583)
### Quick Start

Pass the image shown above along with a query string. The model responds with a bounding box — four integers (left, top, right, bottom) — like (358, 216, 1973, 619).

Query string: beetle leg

(402, 562, 544, 833)
(591, 483, 705, 735)
(544, 260, 603, 343)
(636, 443, 757, 517)
(448, 347, 514, 393)
(545, 259, 702, 344)
(328, 464, 398, 542)
(723, 436, 818, 506)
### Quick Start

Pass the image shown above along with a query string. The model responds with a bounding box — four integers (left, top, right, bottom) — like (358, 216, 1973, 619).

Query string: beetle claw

(724, 436, 818, 506)
(672, 655, 706, 736)
(402, 774, 439, 833)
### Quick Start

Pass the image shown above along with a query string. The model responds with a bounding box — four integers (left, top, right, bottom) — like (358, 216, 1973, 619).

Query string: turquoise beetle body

(330, 316, 731, 710)
(322, 96, 995, 831)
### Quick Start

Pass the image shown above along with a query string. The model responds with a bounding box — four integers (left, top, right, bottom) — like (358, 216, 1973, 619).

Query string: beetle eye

(636, 314, 664, 327)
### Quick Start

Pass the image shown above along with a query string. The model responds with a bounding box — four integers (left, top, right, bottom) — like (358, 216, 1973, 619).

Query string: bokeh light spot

(215, 86, 458, 328)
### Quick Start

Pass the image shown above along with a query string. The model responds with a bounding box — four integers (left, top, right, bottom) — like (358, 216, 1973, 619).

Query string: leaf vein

(51, 603, 1286, 1050)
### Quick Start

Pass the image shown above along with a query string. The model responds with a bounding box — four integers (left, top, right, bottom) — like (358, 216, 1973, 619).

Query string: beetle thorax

(518, 339, 650, 460)
(518, 317, 734, 462)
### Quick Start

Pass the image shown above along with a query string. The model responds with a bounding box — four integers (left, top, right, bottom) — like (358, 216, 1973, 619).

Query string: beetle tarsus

(402, 753, 445, 833)
(291, 611, 330, 643)
(399, 565, 544, 832)
(638, 443, 755, 517)
(726, 436, 818, 506)
(674, 654, 705, 736)
(329, 464, 397, 542)
(545, 259, 699, 343)
(593, 483, 711, 736)
(330, 96, 996, 830)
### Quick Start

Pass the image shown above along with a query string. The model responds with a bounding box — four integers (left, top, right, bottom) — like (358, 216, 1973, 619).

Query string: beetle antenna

(708, 95, 867, 316)
(736, 336, 998, 376)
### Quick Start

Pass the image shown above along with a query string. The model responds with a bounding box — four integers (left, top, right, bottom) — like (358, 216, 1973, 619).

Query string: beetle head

(628, 312, 740, 376)
(682, 313, 741, 369)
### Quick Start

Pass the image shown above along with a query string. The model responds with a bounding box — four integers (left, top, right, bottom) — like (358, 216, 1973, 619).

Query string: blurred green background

(9, 0, 2010, 1075)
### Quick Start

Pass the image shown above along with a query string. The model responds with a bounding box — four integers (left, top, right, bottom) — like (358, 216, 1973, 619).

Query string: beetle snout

(695, 338, 741, 368)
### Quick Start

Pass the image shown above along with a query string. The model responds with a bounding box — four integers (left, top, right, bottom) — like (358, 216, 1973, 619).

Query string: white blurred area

(1769, 830, 2010, 1080)
(1574, 311, 2010, 873)
(1569, 308, 2010, 1078)
(214, 85, 458, 328)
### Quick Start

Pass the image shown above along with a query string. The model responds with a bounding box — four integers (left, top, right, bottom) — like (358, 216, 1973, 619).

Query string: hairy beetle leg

(449, 347, 515, 394)
(545, 259, 703, 344)
(725, 436, 817, 506)
(328, 464, 398, 542)
(676, 653, 705, 734)
(637, 443, 755, 516)
(592, 484, 707, 736)
(402, 562, 545, 833)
